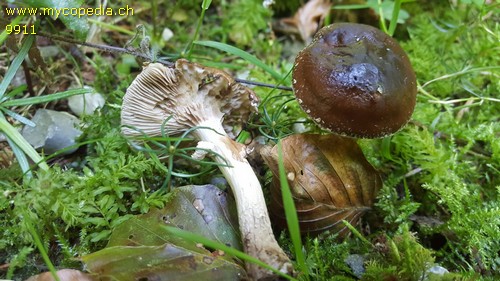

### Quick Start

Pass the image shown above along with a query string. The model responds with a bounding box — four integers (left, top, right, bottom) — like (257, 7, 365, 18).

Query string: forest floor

(1, 1, 499, 280)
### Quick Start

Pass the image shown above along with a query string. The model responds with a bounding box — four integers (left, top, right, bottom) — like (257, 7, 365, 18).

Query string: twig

(235, 78, 292, 91)
(421, 66, 500, 89)
(22, 61, 35, 97)
(36, 32, 293, 91)
(37, 31, 174, 67)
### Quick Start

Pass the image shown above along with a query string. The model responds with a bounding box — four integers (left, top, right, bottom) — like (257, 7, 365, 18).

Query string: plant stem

(388, 0, 403, 36)
(185, 0, 212, 58)
(378, 0, 388, 34)
(24, 211, 60, 281)
(151, 0, 158, 42)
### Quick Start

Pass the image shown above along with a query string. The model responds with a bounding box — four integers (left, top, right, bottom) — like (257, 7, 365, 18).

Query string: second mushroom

(121, 59, 292, 280)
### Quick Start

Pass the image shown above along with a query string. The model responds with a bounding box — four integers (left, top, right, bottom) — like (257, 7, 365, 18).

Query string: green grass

(0, 35, 92, 176)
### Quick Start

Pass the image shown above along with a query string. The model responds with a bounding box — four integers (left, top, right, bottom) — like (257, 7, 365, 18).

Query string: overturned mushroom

(121, 59, 292, 280)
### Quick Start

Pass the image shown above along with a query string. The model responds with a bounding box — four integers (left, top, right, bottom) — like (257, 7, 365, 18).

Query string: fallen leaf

(278, 0, 332, 43)
(107, 184, 241, 250)
(83, 185, 245, 281)
(24, 269, 95, 281)
(82, 244, 245, 281)
(262, 134, 382, 236)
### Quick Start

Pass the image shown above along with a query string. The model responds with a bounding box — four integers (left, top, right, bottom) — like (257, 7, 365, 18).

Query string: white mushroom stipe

(121, 60, 292, 280)
(191, 141, 215, 160)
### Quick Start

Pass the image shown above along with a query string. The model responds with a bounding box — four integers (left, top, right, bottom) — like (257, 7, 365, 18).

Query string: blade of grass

(388, 0, 402, 36)
(277, 141, 308, 274)
(87, 18, 135, 35)
(342, 220, 372, 246)
(185, 0, 212, 58)
(163, 225, 297, 281)
(259, 67, 293, 106)
(24, 211, 61, 281)
(6, 137, 32, 178)
(2, 107, 36, 127)
(235, 130, 251, 144)
(2, 87, 91, 107)
(0, 115, 49, 171)
(421, 66, 500, 88)
(1, 85, 27, 102)
(151, 0, 158, 41)
(194, 40, 284, 81)
(0, 15, 24, 45)
(0, 35, 34, 99)
(377, 0, 389, 34)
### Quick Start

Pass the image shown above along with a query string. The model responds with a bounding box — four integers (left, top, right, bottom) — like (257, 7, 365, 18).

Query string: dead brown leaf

(262, 134, 382, 237)
(279, 0, 332, 43)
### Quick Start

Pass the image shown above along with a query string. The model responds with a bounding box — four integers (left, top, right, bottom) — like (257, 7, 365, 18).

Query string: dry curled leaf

(278, 0, 332, 43)
(262, 134, 382, 236)
(0, 142, 14, 169)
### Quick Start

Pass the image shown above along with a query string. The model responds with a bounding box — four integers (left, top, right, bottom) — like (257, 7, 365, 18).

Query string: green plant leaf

(23, 0, 89, 40)
(194, 40, 284, 81)
(2, 107, 35, 127)
(24, 210, 60, 281)
(0, 15, 23, 45)
(1, 85, 27, 103)
(388, 0, 403, 35)
(107, 185, 241, 251)
(6, 137, 32, 178)
(201, 0, 212, 9)
(333, 0, 412, 34)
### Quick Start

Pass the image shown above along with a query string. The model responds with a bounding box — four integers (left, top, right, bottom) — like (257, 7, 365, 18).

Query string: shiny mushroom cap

(292, 23, 417, 138)
(121, 59, 258, 139)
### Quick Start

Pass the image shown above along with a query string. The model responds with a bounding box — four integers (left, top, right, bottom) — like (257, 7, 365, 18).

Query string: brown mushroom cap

(292, 23, 417, 138)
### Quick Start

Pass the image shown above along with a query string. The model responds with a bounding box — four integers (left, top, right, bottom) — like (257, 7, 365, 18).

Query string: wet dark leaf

(107, 184, 241, 250)
(82, 244, 245, 281)
(83, 184, 245, 280)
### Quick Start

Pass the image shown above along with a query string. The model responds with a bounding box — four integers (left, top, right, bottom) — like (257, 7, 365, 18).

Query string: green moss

(363, 227, 435, 280)
(370, 2, 500, 275)
(221, 0, 272, 47)
(0, 104, 170, 277)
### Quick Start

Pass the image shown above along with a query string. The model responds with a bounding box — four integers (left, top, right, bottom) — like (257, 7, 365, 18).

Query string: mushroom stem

(194, 119, 292, 280)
